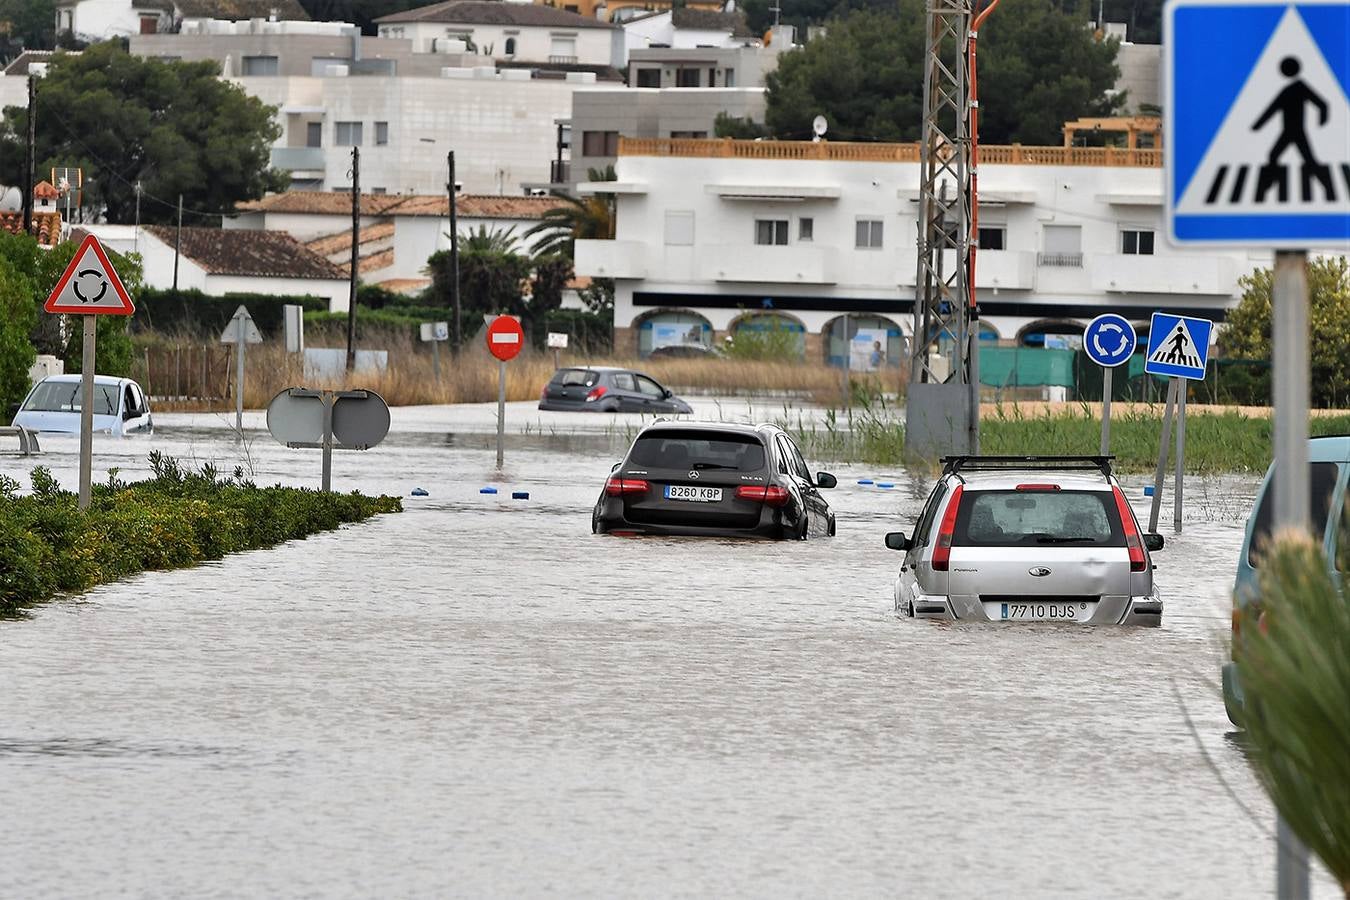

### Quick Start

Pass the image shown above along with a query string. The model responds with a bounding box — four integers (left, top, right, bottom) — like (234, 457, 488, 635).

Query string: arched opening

(504, 37, 517, 56)
(636, 309, 714, 358)
(1017, 319, 1084, 349)
(822, 315, 906, 369)
(728, 311, 806, 360)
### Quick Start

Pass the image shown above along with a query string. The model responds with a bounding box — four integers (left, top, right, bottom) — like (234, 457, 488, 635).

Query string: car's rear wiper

(1034, 536, 1098, 543)
(691, 462, 735, 470)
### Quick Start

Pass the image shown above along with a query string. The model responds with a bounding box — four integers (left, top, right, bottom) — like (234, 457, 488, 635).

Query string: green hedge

(134, 289, 330, 338)
(0, 453, 401, 615)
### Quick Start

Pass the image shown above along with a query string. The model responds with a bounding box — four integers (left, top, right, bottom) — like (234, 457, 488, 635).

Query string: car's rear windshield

(551, 368, 598, 387)
(22, 381, 117, 416)
(953, 490, 1124, 546)
(1246, 462, 1340, 567)
(628, 429, 766, 471)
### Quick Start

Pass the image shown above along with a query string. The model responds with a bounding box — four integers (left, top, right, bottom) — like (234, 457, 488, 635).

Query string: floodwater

(0, 399, 1339, 898)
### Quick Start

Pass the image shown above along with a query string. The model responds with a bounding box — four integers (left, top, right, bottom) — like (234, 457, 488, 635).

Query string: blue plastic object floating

(876, 482, 895, 489)
(411, 487, 429, 497)
(512, 491, 529, 500)
(1143, 485, 1155, 497)
(857, 479, 874, 485)
(479, 486, 498, 494)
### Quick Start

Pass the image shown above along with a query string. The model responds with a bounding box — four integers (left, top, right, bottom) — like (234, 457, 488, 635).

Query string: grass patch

(0, 453, 401, 616)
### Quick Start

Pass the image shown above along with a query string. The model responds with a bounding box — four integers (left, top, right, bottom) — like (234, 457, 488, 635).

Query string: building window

(665, 210, 694, 246)
(798, 217, 814, 241)
(549, 34, 577, 63)
(335, 121, 363, 146)
(306, 122, 322, 147)
(504, 37, 516, 55)
(139, 15, 158, 34)
(669, 130, 707, 139)
(1121, 228, 1155, 255)
(581, 130, 619, 156)
(635, 68, 661, 87)
(855, 219, 884, 249)
(725, 67, 736, 87)
(1038, 224, 1083, 266)
(241, 55, 278, 76)
(675, 68, 700, 87)
(375, 121, 389, 146)
(977, 226, 1005, 250)
(755, 219, 789, 245)
(59, 10, 72, 31)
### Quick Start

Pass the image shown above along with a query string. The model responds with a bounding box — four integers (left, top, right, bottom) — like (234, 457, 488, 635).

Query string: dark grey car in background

(539, 367, 693, 414)
(593, 421, 836, 539)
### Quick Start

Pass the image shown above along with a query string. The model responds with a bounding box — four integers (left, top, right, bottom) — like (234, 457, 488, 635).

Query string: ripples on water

(0, 414, 1337, 897)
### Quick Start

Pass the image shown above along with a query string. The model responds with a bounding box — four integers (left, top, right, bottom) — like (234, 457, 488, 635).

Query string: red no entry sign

(486, 314, 524, 362)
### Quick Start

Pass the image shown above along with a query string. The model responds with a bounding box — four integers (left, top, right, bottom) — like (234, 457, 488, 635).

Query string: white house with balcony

(574, 136, 1271, 363)
(375, 1, 622, 69)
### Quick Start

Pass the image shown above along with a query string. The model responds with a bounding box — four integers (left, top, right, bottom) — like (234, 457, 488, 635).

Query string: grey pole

(22, 73, 35, 236)
(969, 322, 980, 454)
(496, 359, 507, 470)
(432, 339, 442, 380)
(321, 390, 334, 493)
(1148, 377, 1178, 533)
(235, 313, 246, 437)
(346, 147, 360, 373)
(172, 194, 182, 292)
(1173, 382, 1185, 533)
(449, 151, 462, 350)
(77, 316, 96, 510)
(1100, 366, 1113, 455)
(842, 313, 850, 410)
(1272, 249, 1311, 900)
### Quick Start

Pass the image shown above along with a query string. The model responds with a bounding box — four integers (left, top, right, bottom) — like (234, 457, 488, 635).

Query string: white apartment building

(54, 0, 307, 41)
(575, 137, 1271, 361)
(375, 1, 622, 69)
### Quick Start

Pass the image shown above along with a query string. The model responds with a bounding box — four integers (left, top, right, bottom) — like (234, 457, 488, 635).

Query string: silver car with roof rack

(885, 456, 1165, 625)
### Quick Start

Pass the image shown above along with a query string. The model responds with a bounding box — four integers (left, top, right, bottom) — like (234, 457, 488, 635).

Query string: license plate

(665, 485, 722, 502)
(988, 601, 1092, 621)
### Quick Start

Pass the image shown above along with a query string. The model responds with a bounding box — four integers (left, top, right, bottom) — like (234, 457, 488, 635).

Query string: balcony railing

(548, 54, 578, 64)
(1036, 252, 1084, 268)
(618, 137, 1162, 168)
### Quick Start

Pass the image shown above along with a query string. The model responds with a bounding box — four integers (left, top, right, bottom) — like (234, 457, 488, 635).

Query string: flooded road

(0, 401, 1337, 897)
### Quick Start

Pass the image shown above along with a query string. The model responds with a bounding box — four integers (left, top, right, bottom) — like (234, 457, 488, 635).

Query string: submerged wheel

(827, 515, 836, 537)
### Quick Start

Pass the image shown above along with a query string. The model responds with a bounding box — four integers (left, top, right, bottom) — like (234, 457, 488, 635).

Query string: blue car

(1223, 435, 1350, 725)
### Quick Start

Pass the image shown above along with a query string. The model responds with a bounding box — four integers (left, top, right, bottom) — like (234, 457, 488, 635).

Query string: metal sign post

(420, 321, 450, 380)
(546, 331, 568, 370)
(1083, 314, 1137, 455)
(266, 387, 391, 491)
(42, 234, 136, 510)
(1166, 3, 1350, 887)
(1143, 312, 1213, 534)
(1148, 377, 1179, 534)
(220, 305, 262, 438)
(486, 315, 525, 470)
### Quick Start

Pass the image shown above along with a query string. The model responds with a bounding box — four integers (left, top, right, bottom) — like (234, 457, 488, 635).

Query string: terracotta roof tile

(237, 191, 559, 220)
(374, 277, 432, 294)
(376, 0, 614, 29)
(338, 247, 397, 276)
(173, 0, 308, 19)
(144, 226, 345, 279)
(33, 181, 60, 200)
(305, 221, 396, 256)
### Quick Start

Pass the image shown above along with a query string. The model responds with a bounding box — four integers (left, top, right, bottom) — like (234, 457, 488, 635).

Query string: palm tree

(455, 225, 521, 254)
(525, 165, 617, 259)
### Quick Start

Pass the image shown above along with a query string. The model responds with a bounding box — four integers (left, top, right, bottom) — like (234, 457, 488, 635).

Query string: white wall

(63, 0, 167, 40)
(204, 274, 351, 312)
(237, 75, 581, 195)
(379, 22, 616, 67)
(575, 148, 1274, 342)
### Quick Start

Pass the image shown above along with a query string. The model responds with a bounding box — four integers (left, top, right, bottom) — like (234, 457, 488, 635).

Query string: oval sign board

(486, 314, 524, 362)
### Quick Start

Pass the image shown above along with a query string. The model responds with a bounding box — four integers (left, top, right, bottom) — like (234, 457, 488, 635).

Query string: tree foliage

(0, 0, 56, 61)
(0, 42, 285, 225)
(1221, 256, 1350, 408)
(765, 1, 1124, 145)
(525, 166, 617, 259)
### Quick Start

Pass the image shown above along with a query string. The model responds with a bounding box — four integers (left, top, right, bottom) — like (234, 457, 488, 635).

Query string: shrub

(135, 288, 329, 338)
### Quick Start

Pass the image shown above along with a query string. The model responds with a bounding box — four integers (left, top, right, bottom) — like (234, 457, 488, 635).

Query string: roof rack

(941, 455, 1114, 478)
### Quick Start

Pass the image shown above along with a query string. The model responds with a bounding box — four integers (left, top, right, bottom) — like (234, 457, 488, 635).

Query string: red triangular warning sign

(44, 234, 135, 316)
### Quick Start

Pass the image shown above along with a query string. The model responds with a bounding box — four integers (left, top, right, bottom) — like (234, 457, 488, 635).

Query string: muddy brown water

(0, 403, 1339, 897)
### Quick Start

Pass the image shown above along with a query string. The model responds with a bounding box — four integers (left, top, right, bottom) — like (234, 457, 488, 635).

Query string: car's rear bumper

(595, 503, 794, 540)
(905, 591, 1163, 625)
(539, 400, 607, 412)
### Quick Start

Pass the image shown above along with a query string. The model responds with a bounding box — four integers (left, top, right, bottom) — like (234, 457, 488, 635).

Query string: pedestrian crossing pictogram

(1144, 313, 1214, 380)
(1166, 0, 1350, 246)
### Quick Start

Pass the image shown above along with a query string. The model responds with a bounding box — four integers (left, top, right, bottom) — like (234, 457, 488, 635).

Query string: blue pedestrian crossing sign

(1165, 0, 1350, 247)
(1083, 314, 1138, 367)
(1145, 313, 1214, 379)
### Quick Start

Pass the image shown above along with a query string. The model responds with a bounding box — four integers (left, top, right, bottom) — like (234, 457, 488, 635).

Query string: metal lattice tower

(909, 0, 978, 451)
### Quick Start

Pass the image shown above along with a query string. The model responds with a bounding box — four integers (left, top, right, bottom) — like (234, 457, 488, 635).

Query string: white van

(13, 375, 153, 436)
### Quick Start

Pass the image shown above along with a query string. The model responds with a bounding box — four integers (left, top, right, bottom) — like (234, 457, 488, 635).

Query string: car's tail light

(1112, 486, 1147, 572)
(585, 385, 608, 402)
(540, 385, 548, 401)
(735, 485, 790, 506)
(1015, 483, 1060, 492)
(605, 477, 649, 497)
(931, 485, 963, 572)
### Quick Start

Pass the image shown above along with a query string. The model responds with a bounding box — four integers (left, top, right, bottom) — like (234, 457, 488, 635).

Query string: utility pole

(172, 194, 183, 292)
(133, 181, 142, 253)
(346, 146, 360, 373)
(448, 151, 462, 351)
(22, 73, 36, 235)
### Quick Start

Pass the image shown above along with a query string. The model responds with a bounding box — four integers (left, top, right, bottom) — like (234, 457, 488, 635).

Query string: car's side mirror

(611, 462, 621, 472)
(1144, 533, 1165, 552)
(815, 472, 837, 489)
(6, 402, 18, 418)
(885, 532, 911, 551)
(663, 388, 673, 399)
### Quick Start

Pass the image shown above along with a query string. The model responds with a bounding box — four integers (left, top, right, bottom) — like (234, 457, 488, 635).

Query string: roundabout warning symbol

(44, 234, 135, 316)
